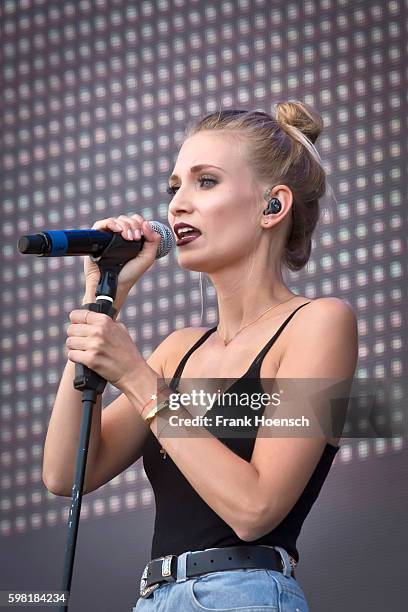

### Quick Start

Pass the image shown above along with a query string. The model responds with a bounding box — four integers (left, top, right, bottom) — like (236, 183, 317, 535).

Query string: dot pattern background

(1, 0, 407, 538)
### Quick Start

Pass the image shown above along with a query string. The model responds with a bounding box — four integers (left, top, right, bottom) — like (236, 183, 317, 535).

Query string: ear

(262, 185, 293, 220)
(265, 184, 293, 209)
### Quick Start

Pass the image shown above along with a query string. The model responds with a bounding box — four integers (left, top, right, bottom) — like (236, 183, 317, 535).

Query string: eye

(166, 176, 217, 197)
(198, 176, 217, 188)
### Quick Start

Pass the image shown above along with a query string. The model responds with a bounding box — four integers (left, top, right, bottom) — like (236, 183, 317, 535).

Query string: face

(167, 131, 262, 273)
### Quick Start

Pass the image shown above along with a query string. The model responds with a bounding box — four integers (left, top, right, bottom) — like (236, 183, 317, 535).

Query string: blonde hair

(185, 100, 326, 272)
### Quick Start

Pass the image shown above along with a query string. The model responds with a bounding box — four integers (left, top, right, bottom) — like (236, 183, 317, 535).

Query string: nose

(168, 192, 194, 219)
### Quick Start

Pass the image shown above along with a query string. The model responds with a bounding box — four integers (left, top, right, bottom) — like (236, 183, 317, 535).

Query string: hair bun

(275, 100, 324, 145)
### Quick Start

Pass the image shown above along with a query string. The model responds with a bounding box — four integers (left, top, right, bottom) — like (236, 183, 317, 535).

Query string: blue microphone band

(44, 231, 69, 256)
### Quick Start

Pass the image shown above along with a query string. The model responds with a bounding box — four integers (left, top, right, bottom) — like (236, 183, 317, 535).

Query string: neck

(206, 263, 297, 342)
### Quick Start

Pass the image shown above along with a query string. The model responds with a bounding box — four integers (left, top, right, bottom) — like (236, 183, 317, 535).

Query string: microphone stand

(58, 235, 143, 611)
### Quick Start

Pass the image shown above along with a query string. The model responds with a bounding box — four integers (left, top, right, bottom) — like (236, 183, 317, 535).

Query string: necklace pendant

(160, 447, 167, 459)
(219, 331, 234, 346)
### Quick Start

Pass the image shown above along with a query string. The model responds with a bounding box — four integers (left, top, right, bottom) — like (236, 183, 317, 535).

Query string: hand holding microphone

(18, 214, 174, 310)
(18, 214, 174, 388)
(83, 214, 162, 305)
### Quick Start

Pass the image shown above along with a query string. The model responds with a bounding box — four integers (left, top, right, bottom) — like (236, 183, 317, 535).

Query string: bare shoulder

(312, 296, 356, 314)
(287, 296, 357, 338)
(280, 296, 358, 376)
(272, 297, 358, 449)
(311, 296, 357, 329)
(301, 295, 355, 312)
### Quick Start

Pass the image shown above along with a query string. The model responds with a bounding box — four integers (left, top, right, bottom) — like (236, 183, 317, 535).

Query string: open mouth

(174, 225, 202, 246)
(176, 232, 201, 246)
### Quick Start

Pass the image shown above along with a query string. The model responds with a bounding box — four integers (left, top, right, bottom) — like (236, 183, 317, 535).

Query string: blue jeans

(132, 546, 310, 611)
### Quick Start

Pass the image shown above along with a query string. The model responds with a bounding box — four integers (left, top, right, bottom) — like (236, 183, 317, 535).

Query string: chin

(176, 243, 230, 274)
(176, 250, 209, 272)
(177, 257, 226, 275)
(177, 259, 209, 273)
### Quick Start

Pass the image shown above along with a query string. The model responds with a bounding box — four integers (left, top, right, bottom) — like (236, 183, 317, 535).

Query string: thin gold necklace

(216, 296, 297, 346)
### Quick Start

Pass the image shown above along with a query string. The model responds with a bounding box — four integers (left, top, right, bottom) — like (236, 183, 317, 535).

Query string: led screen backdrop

(1, 0, 407, 610)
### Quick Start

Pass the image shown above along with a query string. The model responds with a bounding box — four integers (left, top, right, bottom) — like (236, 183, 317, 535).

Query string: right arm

(42, 213, 164, 496)
(42, 324, 178, 497)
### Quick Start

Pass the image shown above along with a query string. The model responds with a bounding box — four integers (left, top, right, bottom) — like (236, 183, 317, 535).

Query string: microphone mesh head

(148, 221, 174, 259)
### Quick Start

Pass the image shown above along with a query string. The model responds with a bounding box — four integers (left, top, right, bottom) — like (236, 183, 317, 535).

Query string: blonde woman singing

(43, 102, 358, 611)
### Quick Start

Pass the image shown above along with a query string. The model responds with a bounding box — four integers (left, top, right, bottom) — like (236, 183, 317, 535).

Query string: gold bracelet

(144, 396, 171, 425)
(142, 383, 171, 424)
(140, 382, 168, 416)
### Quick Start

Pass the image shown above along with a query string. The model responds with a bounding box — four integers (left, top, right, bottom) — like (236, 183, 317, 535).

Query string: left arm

(243, 297, 358, 540)
(123, 297, 358, 539)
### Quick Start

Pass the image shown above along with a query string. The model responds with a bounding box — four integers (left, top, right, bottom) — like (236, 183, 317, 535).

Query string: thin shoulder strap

(169, 302, 312, 390)
(246, 302, 312, 375)
(169, 327, 217, 391)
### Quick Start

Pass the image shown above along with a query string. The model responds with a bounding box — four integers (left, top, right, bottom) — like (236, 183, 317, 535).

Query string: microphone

(17, 221, 174, 260)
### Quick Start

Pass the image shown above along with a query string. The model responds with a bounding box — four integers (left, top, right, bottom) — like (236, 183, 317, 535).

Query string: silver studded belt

(139, 545, 297, 599)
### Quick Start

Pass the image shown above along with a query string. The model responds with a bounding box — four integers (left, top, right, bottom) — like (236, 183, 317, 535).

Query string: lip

(173, 222, 201, 238)
(176, 234, 201, 247)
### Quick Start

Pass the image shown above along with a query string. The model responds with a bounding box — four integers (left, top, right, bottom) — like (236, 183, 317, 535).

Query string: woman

(43, 102, 358, 611)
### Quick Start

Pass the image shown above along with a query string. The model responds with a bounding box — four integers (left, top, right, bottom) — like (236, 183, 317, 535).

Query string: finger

(69, 309, 105, 325)
(69, 309, 88, 324)
(142, 220, 161, 242)
(92, 218, 123, 232)
(116, 215, 140, 241)
(66, 336, 89, 350)
(66, 323, 92, 337)
(128, 214, 145, 239)
(130, 214, 144, 222)
(93, 215, 145, 240)
(101, 219, 124, 233)
(124, 215, 145, 239)
(67, 349, 93, 367)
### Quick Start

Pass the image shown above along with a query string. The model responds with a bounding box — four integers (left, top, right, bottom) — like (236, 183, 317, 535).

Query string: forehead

(173, 131, 246, 172)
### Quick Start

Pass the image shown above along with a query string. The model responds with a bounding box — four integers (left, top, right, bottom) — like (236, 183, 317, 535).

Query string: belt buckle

(139, 555, 176, 599)
(140, 562, 159, 599)
(161, 554, 176, 579)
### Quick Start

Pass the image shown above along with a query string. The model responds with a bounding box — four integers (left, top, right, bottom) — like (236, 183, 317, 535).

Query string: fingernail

(127, 229, 133, 240)
(134, 229, 141, 239)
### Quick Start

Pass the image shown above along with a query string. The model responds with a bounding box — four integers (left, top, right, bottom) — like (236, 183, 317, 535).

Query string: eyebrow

(168, 164, 225, 183)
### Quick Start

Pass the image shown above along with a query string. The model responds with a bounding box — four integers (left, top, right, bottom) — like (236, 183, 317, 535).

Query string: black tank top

(142, 302, 340, 562)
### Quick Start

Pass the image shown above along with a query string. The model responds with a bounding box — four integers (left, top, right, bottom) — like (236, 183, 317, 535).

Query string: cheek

(213, 187, 253, 220)
(206, 195, 237, 227)
(211, 204, 251, 238)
